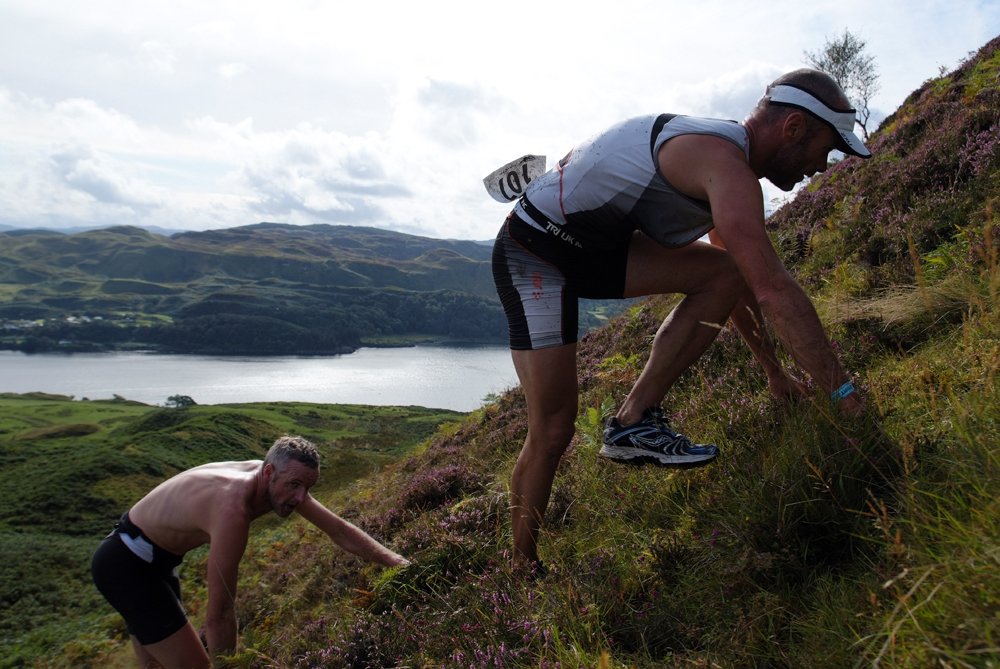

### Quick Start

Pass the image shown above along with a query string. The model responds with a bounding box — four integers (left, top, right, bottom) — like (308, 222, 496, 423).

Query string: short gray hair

(265, 435, 320, 471)
(752, 68, 851, 139)
(767, 68, 851, 109)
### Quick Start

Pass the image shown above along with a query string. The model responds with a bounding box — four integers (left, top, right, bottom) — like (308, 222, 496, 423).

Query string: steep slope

(221, 37, 997, 669)
(0, 396, 463, 669)
(45, 36, 999, 669)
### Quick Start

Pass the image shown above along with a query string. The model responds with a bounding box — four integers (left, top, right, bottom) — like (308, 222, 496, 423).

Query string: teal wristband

(830, 381, 856, 402)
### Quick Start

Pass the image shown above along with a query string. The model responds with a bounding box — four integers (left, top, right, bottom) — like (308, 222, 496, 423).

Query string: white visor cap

(767, 84, 871, 158)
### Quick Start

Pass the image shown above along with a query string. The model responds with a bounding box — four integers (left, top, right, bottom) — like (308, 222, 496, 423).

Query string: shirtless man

(91, 435, 408, 669)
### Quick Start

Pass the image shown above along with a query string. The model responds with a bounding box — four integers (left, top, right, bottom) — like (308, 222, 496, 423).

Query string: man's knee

(706, 250, 743, 293)
(522, 404, 576, 468)
(682, 252, 742, 315)
(527, 417, 576, 457)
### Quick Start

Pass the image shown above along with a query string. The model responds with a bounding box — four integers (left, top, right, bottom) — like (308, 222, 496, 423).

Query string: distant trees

(152, 313, 360, 355)
(166, 395, 196, 408)
(805, 28, 881, 141)
(0, 288, 512, 355)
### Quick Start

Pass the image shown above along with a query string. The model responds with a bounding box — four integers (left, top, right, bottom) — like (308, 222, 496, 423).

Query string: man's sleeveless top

(513, 114, 749, 249)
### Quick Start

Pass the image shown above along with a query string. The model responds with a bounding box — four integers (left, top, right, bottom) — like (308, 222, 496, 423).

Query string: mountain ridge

(0, 222, 507, 354)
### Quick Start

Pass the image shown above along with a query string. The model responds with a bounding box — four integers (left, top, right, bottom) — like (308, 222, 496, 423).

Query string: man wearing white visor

(765, 81, 872, 159)
(491, 67, 871, 569)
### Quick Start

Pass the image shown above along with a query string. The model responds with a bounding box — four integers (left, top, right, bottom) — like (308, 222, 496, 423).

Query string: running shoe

(599, 407, 719, 467)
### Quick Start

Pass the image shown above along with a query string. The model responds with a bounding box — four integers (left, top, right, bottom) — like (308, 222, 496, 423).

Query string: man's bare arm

(680, 139, 861, 413)
(203, 516, 249, 664)
(707, 228, 807, 402)
(296, 495, 409, 567)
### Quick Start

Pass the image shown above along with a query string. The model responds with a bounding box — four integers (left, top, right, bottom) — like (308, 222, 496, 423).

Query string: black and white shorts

(492, 211, 630, 350)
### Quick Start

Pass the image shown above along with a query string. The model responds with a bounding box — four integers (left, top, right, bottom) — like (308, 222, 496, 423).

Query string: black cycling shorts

(91, 513, 187, 645)
(492, 210, 630, 350)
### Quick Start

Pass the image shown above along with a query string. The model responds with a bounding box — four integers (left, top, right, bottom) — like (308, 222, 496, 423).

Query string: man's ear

(262, 462, 275, 482)
(783, 111, 807, 141)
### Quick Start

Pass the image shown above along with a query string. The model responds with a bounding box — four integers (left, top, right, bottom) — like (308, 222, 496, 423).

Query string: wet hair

(264, 435, 320, 472)
(752, 68, 851, 140)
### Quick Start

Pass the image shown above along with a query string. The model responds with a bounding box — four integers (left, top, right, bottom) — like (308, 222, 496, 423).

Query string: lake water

(0, 346, 519, 412)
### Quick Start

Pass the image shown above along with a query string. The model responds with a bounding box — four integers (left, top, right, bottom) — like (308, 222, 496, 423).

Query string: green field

(0, 393, 463, 668)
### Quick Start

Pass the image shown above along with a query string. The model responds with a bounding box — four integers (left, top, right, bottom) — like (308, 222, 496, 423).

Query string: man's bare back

(92, 436, 407, 669)
(128, 461, 272, 557)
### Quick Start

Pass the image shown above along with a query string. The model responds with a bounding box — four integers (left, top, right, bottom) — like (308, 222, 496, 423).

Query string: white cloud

(217, 62, 247, 79)
(49, 97, 146, 148)
(50, 143, 162, 207)
(237, 124, 410, 225)
(678, 63, 786, 120)
(0, 0, 997, 239)
(139, 40, 177, 75)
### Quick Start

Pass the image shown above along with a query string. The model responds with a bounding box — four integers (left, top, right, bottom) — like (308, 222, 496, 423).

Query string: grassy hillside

(21, 36, 1000, 669)
(0, 223, 496, 297)
(0, 394, 463, 668)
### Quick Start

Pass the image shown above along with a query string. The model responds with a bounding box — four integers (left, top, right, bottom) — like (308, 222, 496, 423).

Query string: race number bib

(482, 155, 546, 203)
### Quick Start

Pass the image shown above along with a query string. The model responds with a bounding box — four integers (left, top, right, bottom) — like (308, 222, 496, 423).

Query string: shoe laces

(645, 407, 693, 447)
(645, 406, 670, 429)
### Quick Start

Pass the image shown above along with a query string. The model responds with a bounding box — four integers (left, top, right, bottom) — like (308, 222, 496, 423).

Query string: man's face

(266, 460, 319, 517)
(765, 124, 838, 192)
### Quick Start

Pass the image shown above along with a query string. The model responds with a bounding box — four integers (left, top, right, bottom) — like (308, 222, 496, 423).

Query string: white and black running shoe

(599, 407, 719, 467)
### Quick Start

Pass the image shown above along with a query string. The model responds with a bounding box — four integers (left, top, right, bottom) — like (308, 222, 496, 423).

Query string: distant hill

(0, 222, 509, 354)
(0, 223, 183, 236)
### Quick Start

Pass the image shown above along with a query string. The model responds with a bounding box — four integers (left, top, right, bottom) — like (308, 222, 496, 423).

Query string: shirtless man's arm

(203, 506, 250, 663)
(127, 462, 259, 665)
(296, 494, 409, 567)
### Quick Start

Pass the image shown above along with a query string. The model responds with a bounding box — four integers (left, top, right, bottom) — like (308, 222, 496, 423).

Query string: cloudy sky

(1, 1, 997, 241)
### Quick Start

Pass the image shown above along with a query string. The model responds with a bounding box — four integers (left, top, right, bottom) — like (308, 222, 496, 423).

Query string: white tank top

(514, 114, 749, 249)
